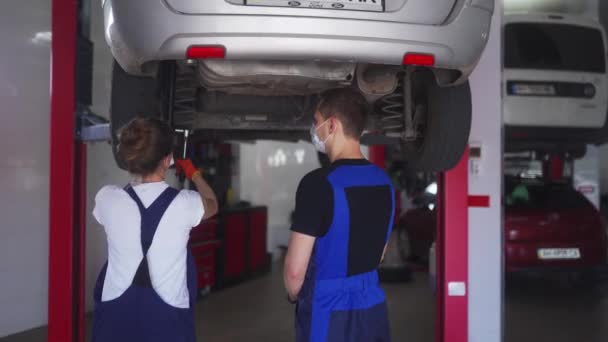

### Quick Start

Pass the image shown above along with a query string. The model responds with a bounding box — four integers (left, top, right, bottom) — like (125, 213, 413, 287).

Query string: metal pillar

(544, 154, 565, 182)
(48, 0, 80, 341)
(436, 149, 470, 342)
(49, 0, 95, 341)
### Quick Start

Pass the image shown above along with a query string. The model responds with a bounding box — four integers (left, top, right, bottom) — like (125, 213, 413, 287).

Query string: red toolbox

(190, 241, 221, 290)
(221, 211, 248, 280)
(190, 218, 218, 241)
(249, 208, 268, 273)
(189, 219, 221, 290)
(216, 206, 270, 287)
(190, 206, 270, 291)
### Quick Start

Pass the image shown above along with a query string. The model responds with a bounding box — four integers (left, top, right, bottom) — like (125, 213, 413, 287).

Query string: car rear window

(504, 23, 606, 73)
(505, 181, 590, 209)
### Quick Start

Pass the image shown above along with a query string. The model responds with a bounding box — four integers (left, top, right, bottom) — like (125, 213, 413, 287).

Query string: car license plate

(511, 83, 556, 96)
(537, 248, 581, 260)
(246, 0, 384, 12)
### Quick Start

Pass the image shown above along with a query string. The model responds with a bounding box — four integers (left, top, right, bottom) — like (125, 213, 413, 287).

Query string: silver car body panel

(104, 0, 493, 83)
(167, 0, 454, 25)
(470, 0, 494, 12)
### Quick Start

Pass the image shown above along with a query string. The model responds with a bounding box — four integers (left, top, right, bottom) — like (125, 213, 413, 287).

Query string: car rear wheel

(402, 72, 472, 172)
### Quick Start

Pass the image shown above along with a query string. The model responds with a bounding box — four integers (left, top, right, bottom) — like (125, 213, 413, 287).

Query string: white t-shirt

(93, 181, 204, 308)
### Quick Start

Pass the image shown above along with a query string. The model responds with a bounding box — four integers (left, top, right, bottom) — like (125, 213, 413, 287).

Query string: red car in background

(408, 178, 607, 278)
(505, 177, 607, 274)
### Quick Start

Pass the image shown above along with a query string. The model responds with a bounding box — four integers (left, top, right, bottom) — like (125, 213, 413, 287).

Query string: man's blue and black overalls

(92, 186, 197, 342)
(292, 159, 395, 342)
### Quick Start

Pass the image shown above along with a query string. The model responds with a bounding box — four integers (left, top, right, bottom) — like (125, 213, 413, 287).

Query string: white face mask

(310, 119, 331, 154)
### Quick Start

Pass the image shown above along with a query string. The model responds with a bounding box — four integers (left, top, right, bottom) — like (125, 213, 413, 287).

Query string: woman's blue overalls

(296, 164, 395, 342)
(92, 186, 198, 342)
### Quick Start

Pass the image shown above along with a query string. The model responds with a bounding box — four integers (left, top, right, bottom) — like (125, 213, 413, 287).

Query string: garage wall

(0, 0, 51, 337)
(237, 141, 321, 257)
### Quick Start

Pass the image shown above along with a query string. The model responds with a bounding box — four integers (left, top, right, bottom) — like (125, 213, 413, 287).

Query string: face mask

(310, 119, 331, 154)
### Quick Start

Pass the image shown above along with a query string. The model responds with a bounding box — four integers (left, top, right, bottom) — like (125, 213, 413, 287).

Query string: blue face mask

(310, 119, 331, 154)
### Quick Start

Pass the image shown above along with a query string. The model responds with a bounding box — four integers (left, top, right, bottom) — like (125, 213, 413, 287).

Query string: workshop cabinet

(215, 206, 271, 288)
(189, 219, 221, 290)
(190, 206, 270, 291)
(249, 208, 268, 273)
(222, 212, 248, 280)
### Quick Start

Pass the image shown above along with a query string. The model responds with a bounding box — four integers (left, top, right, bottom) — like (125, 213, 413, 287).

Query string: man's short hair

(317, 88, 368, 138)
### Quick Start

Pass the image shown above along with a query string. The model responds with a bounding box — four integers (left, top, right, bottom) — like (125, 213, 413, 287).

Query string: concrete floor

(3, 267, 608, 342)
(0, 265, 435, 342)
(193, 268, 435, 341)
(505, 274, 608, 342)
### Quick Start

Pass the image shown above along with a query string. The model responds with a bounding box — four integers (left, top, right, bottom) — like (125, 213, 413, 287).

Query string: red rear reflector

(186, 46, 225, 59)
(511, 132, 529, 138)
(468, 195, 490, 208)
(403, 53, 435, 66)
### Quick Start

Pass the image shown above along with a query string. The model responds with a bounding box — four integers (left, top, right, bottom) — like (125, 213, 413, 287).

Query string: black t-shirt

(291, 159, 394, 276)
(290, 166, 334, 237)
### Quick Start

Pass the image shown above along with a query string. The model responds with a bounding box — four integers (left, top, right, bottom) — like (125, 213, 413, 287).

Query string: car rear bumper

(104, 0, 492, 81)
(505, 125, 608, 147)
(507, 264, 608, 275)
(503, 70, 608, 129)
(506, 241, 607, 272)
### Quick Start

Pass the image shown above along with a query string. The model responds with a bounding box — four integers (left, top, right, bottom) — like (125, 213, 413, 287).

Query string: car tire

(110, 60, 162, 169)
(402, 73, 472, 172)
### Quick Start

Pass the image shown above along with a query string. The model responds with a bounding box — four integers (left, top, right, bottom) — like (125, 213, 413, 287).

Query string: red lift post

(544, 154, 565, 182)
(49, 0, 86, 341)
(436, 150, 470, 342)
(370, 145, 470, 342)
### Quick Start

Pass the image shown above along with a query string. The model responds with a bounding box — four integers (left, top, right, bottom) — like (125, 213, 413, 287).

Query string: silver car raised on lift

(104, 0, 494, 171)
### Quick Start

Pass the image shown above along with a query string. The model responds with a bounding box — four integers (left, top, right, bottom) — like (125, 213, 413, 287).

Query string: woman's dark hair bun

(117, 117, 173, 176)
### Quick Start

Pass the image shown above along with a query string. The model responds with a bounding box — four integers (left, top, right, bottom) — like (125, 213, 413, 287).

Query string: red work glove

(175, 159, 201, 180)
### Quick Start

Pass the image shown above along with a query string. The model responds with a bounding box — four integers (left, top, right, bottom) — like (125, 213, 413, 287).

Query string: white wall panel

(238, 141, 320, 257)
(0, 0, 51, 337)
(468, 0, 503, 341)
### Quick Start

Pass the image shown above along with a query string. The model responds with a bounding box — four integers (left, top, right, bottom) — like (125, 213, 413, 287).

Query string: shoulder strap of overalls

(124, 184, 180, 287)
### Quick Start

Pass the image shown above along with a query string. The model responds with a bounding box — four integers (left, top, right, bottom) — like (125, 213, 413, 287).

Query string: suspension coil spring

(171, 63, 198, 127)
(379, 85, 405, 134)
(174, 70, 197, 115)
